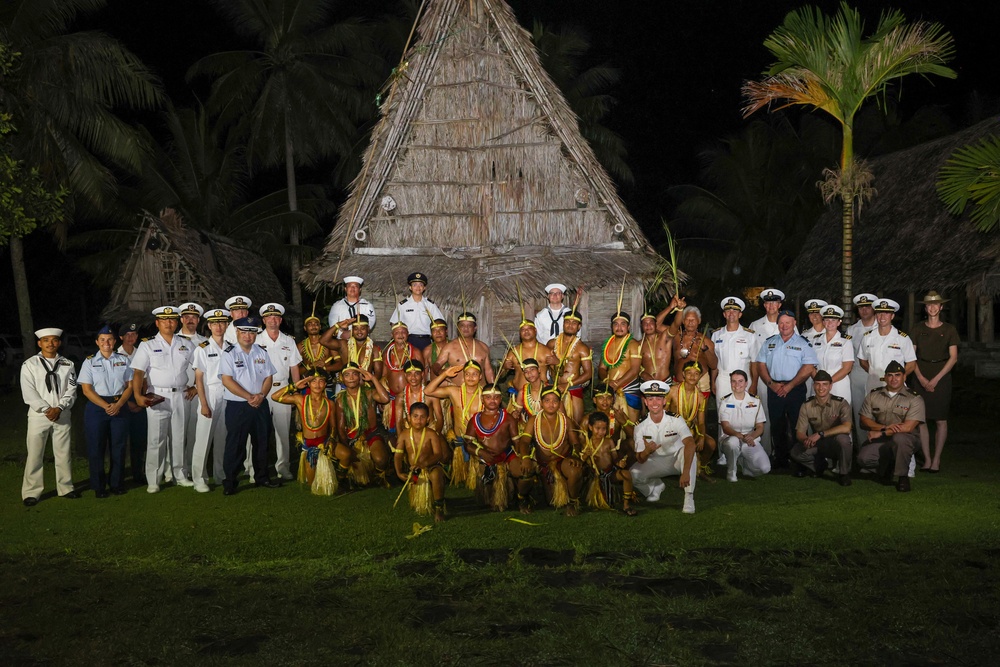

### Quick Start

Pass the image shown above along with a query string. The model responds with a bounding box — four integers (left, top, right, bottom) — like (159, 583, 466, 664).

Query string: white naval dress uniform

(131, 333, 195, 485)
(847, 319, 876, 431)
(328, 298, 376, 335)
(857, 327, 917, 393)
(254, 330, 303, 479)
(812, 331, 855, 404)
(534, 306, 570, 346)
(191, 337, 228, 485)
(630, 413, 696, 502)
(20, 354, 78, 500)
(717, 392, 771, 479)
(180, 332, 206, 474)
(389, 296, 444, 336)
(749, 315, 778, 453)
(712, 326, 759, 399)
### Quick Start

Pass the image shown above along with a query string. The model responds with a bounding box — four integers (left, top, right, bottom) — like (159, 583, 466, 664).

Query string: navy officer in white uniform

(131, 306, 197, 493)
(630, 379, 698, 514)
(328, 276, 376, 339)
(219, 316, 280, 495)
(256, 302, 302, 480)
(389, 272, 444, 352)
(79, 325, 133, 497)
(223, 295, 252, 346)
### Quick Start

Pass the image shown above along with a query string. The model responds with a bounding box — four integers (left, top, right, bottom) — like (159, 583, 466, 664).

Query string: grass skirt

(478, 463, 510, 511)
(312, 452, 338, 496)
(408, 469, 434, 516)
(548, 462, 569, 508)
(349, 440, 373, 486)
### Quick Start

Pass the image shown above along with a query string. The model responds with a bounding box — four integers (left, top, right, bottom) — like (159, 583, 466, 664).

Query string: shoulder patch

(832, 396, 844, 401)
(224, 343, 235, 353)
(399, 298, 406, 305)
(199, 340, 210, 348)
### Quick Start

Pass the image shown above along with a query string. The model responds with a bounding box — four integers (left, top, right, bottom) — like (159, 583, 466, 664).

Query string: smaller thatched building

(102, 209, 287, 324)
(300, 0, 663, 347)
(783, 116, 1000, 340)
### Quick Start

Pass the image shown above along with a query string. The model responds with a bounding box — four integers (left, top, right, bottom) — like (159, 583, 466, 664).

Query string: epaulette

(711, 326, 723, 336)
(832, 395, 844, 401)
(178, 333, 190, 339)
(426, 298, 435, 304)
(399, 298, 407, 305)
(720, 392, 733, 400)
(869, 386, 880, 393)
(899, 331, 909, 338)
(199, 340, 210, 348)
(747, 392, 758, 398)
(86, 354, 95, 360)
(141, 336, 153, 342)
(805, 396, 816, 403)
(743, 326, 755, 333)
(666, 411, 681, 418)
(863, 330, 872, 336)
(224, 343, 235, 353)
(843, 334, 852, 340)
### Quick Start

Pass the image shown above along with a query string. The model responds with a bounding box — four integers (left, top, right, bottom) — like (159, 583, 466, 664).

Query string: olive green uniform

(792, 395, 853, 473)
(858, 387, 925, 477)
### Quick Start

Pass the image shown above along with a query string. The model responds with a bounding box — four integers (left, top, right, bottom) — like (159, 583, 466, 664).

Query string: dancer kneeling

(519, 386, 583, 516)
(459, 385, 533, 513)
(333, 362, 392, 487)
(271, 371, 338, 494)
(580, 411, 637, 515)
(393, 402, 447, 522)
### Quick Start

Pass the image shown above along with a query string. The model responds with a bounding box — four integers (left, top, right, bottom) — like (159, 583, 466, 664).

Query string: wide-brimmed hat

(920, 290, 949, 305)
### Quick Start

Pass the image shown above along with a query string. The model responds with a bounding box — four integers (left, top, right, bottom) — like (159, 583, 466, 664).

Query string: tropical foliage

(937, 134, 1000, 232)
(742, 2, 955, 314)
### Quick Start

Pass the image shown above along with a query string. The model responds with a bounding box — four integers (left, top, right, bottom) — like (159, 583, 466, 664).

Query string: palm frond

(937, 134, 1000, 232)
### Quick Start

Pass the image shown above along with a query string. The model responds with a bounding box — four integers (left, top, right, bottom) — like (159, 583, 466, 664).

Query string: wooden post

(967, 285, 977, 343)
(979, 293, 995, 343)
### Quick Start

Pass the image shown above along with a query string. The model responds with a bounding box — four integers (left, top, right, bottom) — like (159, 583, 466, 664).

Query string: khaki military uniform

(792, 395, 853, 473)
(858, 387, 925, 477)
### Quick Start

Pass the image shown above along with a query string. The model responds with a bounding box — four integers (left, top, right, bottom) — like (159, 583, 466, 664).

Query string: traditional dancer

(272, 372, 338, 494)
(520, 387, 584, 516)
(332, 363, 392, 486)
(393, 402, 448, 521)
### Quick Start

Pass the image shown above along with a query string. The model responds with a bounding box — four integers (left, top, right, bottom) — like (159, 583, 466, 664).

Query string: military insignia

(199, 341, 210, 348)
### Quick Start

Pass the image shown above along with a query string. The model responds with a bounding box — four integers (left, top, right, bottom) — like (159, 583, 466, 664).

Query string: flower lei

(347, 337, 374, 370)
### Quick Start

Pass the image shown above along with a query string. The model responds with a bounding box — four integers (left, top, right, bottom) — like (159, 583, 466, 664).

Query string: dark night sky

(8, 0, 1000, 328)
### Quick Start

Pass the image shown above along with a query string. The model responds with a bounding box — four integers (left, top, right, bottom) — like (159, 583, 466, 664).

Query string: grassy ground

(2, 370, 999, 666)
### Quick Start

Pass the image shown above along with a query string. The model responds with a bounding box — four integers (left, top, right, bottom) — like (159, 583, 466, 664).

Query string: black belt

(100, 395, 122, 402)
(919, 358, 948, 364)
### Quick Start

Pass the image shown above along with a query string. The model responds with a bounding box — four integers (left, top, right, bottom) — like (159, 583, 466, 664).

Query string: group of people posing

(19, 273, 959, 520)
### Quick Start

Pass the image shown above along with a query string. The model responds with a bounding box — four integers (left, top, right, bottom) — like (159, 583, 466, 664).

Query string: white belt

(151, 386, 186, 392)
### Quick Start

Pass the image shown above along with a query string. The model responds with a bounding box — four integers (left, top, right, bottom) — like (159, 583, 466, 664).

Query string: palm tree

(742, 2, 955, 316)
(937, 134, 1000, 232)
(0, 0, 162, 352)
(187, 0, 383, 319)
(531, 21, 633, 186)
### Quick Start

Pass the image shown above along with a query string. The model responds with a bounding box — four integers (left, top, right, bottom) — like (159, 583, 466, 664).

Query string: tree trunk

(840, 124, 855, 324)
(9, 235, 35, 358)
(285, 122, 302, 327)
(978, 293, 994, 343)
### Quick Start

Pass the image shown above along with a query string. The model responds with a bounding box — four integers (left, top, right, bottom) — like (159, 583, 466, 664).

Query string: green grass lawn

(2, 372, 999, 666)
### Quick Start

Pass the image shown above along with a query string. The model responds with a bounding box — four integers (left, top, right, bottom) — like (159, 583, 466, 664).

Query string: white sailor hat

(805, 299, 828, 313)
(35, 327, 63, 339)
(205, 308, 230, 323)
(225, 295, 252, 310)
(640, 380, 669, 396)
(152, 306, 180, 319)
(852, 293, 878, 307)
(259, 303, 285, 317)
(233, 316, 263, 332)
(873, 298, 900, 313)
(820, 305, 845, 319)
(343, 276, 364, 286)
(760, 288, 785, 302)
(721, 296, 746, 311)
(544, 283, 567, 294)
(179, 302, 204, 317)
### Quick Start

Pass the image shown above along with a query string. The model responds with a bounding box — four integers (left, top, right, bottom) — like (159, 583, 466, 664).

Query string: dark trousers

(408, 334, 432, 352)
(125, 405, 147, 482)
(791, 433, 853, 473)
(767, 383, 807, 465)
(85, 401, 129, 492)
(223, 400, 272, 490)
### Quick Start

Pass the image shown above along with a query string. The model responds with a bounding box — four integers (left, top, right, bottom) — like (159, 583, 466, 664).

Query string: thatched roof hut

(300, 0, 661, 345)
(102, 209, 287, 323)
(784, 116, 1000, 302)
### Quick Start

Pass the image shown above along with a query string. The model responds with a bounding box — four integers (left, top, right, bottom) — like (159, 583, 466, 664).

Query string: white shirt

(857, 326, 917, 391)
(21, 354, 78, 414)
(328, 298, 376, 332)
(749, 315, 779, 349)
(131, 333, 194, 389)
(813, 330, 855, 401)
(389, 296, 444, 336)
(846, 318, 876, 380)
(256, 330, 303, 387)
(192, 337, 227, 388)
(712, 325, 759, 374)
(717, 392, 766, 434)
(633, 412, 692, 457)
(534, 306, 570, 345)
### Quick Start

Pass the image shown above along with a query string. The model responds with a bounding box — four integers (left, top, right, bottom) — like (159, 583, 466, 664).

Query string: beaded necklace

(520, 382, 542, 417)
(301, 392, 332, 432)
(301, 337, 325, 365)
(401, 384, 425, 427)
(458, 383, 482, 433)
(677, 384, 703, 436)
(602, 334, 632, 370)
(473, 409, 506, 437)
(385, 342, 412, 372)
(338, 386, 369, 437)
(347, 337, 374, 370)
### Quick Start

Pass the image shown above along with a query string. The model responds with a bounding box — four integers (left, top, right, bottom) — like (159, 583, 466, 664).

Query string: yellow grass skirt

(349, 440, 374, 486)
(408, 469, 434, 516)
(312, 452, 338, 496)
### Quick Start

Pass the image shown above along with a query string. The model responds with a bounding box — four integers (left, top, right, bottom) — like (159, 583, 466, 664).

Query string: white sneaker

(147, 484, 160, 494)
(682, 494, 696, 514)
(194, 481, 210, 493)
(176, 477, 195, 488)
(644, 479, 665, 503)
(717, 453, 727, 466)
(727, 470, 738, 483)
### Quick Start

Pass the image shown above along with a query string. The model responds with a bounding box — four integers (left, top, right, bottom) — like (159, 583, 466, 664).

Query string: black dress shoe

(111, 487, 127, 496)
(23, 497, 39, 507)
(95, 491, 110, 499)
(255, 479, 281, 489)
(814, 457, 827, 477)
(896, 476, 911, 492)
(60, 490, 81, 499)
(792, 469, 807, 478)
(839, 474, 852, 487)
(223, 487, 237, 496)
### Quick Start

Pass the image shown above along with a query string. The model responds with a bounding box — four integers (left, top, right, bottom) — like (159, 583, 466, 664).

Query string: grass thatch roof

(784, 116, 1000, 299)
(102, 209, 288, 323)
(300, 0, 661, 306)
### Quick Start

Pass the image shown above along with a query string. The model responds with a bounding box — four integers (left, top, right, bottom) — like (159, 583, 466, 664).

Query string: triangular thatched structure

(102, 209, 287, 323)
(784, 116, 1000, 301)
(301, 0, 660, 345)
